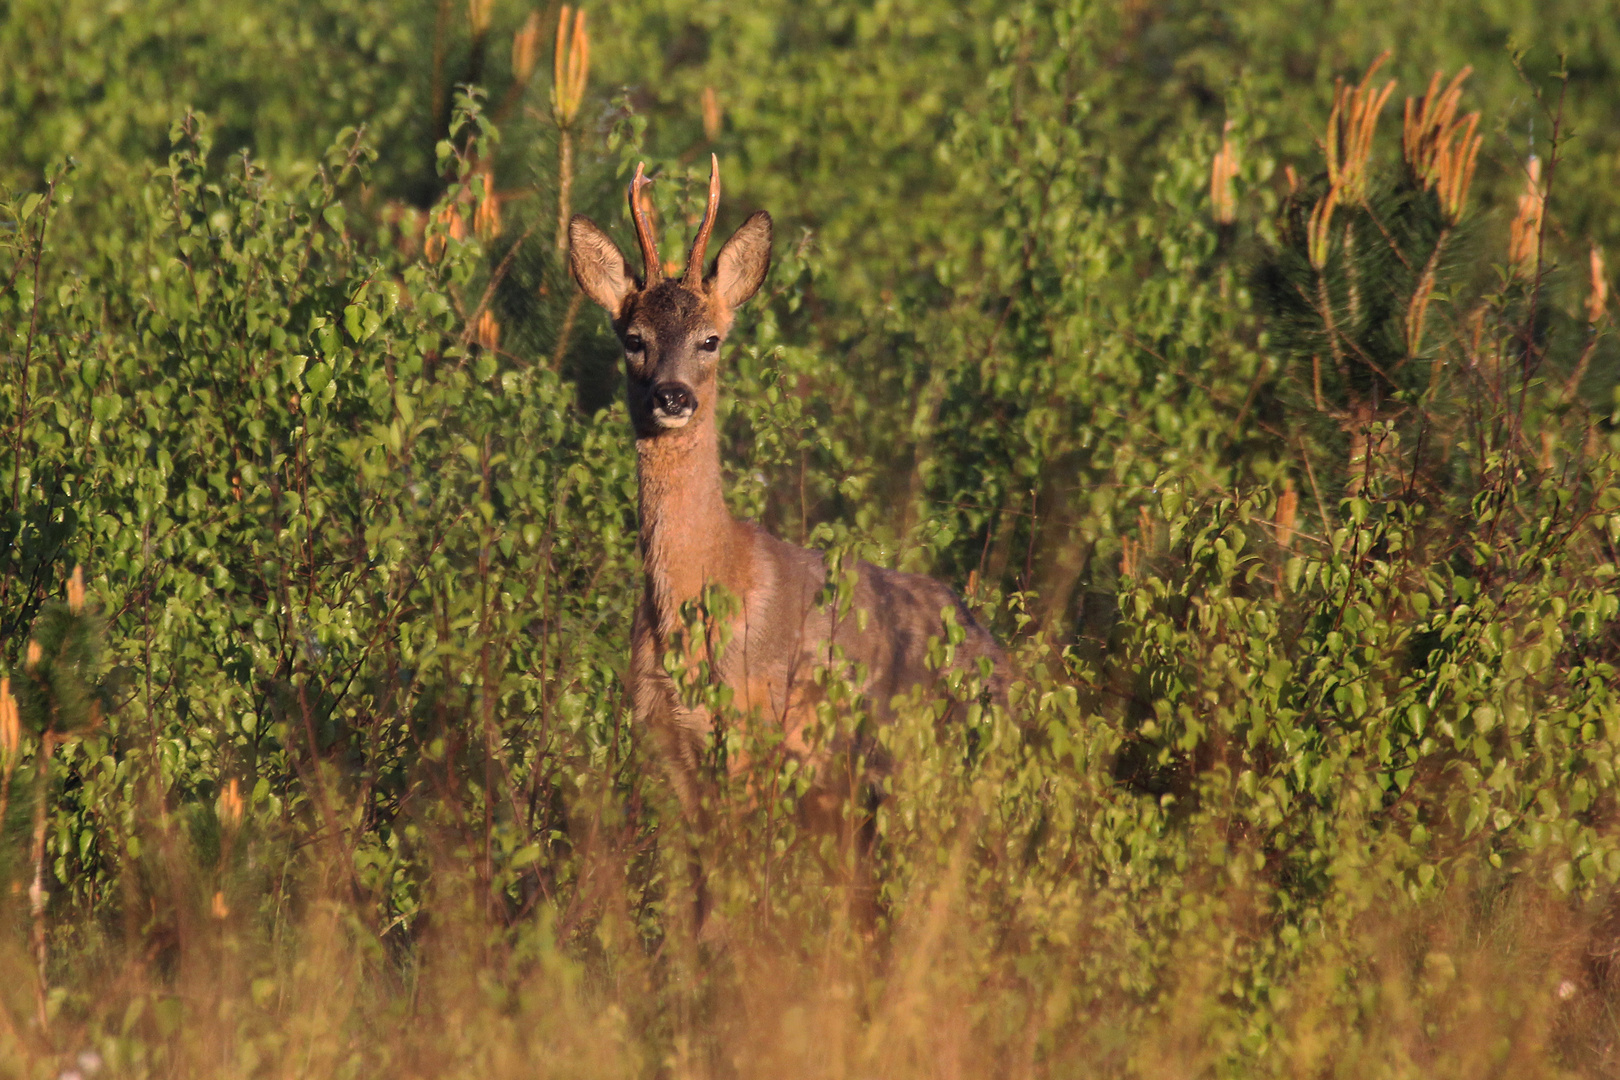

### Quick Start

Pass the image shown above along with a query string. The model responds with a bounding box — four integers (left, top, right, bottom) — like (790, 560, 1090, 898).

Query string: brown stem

(556, 128, 574, 254)
(1315, 272, 1349, 387)
(1343, 220, 1361, 330)
(1344, 394, 1374, 497)
(1299, 434, 1333, 536)
(458, 221, 539, 354)
(550, 291, 583, 370)
(1562, 333, 1600, 404)
(1405, 227, 1452, 363)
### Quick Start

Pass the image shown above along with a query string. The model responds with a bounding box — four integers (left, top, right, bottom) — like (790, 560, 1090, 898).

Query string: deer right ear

(711, 211, 772, 310)
(569, 215, 635, 317)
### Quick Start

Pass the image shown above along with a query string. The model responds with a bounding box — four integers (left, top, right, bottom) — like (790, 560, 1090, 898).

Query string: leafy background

(1, 0, 1619, 1076)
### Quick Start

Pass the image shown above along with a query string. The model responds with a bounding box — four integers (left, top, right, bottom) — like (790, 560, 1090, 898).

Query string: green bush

(0, 0, 1618, 1075)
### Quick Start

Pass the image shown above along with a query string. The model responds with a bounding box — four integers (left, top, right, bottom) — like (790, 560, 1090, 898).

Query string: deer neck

(635, 415, 747, 635)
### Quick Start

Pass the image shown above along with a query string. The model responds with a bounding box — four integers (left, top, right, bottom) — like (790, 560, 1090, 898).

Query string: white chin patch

(655, 413, 692, 430)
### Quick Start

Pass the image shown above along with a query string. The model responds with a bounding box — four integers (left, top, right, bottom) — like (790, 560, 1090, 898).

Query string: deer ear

(710, 211, 772, 310)
(569, 215, 635, 316)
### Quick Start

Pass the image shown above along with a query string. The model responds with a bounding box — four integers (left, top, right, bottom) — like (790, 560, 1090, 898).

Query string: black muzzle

(651, 382, 696, 421)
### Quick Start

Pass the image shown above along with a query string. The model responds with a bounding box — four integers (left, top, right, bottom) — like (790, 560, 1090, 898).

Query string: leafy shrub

(0, 0, 1617, 1075)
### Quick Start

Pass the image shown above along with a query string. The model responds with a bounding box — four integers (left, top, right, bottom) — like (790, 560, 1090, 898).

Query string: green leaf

(305, 362, 333, 393)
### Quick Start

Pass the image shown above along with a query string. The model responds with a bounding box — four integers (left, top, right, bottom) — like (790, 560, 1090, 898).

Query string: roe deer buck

(568, 155, 1008, 830)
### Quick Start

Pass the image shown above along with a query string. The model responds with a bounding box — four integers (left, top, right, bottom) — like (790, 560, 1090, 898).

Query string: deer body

(571, 158, 1007, 819)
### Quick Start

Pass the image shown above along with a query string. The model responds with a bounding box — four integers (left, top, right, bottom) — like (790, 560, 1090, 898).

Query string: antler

(628, 162, 662, 285)
(682, 153, 722, 287)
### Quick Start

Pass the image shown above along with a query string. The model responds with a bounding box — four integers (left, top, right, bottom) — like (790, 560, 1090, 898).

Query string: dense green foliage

(1, 0, 1619, 1075)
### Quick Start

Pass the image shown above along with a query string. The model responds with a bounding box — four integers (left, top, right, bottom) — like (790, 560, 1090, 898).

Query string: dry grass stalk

(1508, 156, 1545, 276)
(1210, 121, 1238, 225)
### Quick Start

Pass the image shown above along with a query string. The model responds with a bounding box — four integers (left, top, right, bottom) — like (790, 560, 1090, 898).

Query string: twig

(550, 290, 584, 370)
(1298, 433, 1333, 538)
(1561, 330, 1601, 404)
(458, 221, 539, 353)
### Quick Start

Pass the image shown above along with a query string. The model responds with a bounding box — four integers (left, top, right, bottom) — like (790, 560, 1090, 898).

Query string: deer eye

(623, 333, 645, 353)
(699, 335, 720, 352)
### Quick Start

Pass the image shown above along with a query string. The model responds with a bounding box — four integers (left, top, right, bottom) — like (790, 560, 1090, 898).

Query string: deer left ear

(569, 214, 636, 317)
(710, 211, 772, 310)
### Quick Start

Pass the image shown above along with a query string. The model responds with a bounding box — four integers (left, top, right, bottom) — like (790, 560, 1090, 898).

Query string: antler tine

(682, 153, 722, 287)
(628, 162, 662, 285)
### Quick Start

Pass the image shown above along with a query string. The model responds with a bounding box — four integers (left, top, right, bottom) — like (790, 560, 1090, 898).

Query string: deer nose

(651, 382, 696, 418)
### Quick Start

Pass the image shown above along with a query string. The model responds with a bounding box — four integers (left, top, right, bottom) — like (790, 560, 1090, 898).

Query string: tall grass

(1, 1, 1619, 1076)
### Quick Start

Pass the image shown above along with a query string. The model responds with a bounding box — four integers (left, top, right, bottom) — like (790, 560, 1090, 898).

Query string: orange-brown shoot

(552, 6, 589, 128)
(1587, 246, 1609, 324)
(702, 86, 723, 143)
(1307, 186, 1339, 270)
(219, 778, 245, 830)
(474, 310, 501, 353)
(1275, 486, 1299, 551)
(1406, 265, 1437, 357)
(1402, 68, 1482, 224)
(0, 678, 18, 758)
(511, 10, 542, 85)
(1508, 157, 1545, 277)
(1324, 52, 1395, 207)
(1308, 52, 1394, 269)
(1120, 535, 1140, 578)
(473, 168, 501, 242)
(66, 564, 85, 615)
(1210, 122, 1238, 226)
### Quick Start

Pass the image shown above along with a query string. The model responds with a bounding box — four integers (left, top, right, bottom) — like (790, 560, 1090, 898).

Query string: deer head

(569, 155, 772, 438)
